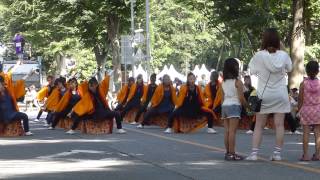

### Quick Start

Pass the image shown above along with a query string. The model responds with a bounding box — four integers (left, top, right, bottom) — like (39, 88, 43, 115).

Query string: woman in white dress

(246, 28, 292, 161)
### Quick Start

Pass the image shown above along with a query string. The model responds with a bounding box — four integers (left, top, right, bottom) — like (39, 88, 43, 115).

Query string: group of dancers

(1, 27, 320, 162)
(37, 71, 222, 135)
(0, 59, 224, 136)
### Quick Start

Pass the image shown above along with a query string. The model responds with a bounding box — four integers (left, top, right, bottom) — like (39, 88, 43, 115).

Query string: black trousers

(46, 111, 54, 124)
(36, 109, 44, 119)
(51, 107, 72, 128)
(141, 107, 173, 126)
(114, 103, 124, 111)
(134, 103, 149, 122)
(167, 108, 213, 128)
(250, 121, 256, 131)
(70, 110, 123, 130)
(285, 113, 299, 132)
(3, 112, 29, 132)
(120, 100, 140, 118)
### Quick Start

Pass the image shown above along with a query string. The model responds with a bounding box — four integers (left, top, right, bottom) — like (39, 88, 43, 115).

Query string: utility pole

(145, 0, 151, 76)
(127, 0, 136, 83)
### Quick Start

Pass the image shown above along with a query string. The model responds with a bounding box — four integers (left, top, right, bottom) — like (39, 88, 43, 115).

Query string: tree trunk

(55, 52, 66, 77)
(107, 14, 121, 91)
(237, 30, 242, 58)
(304, 0, 311, 45)
(289, 0, 305, 88)
(93, 45, 107, 82)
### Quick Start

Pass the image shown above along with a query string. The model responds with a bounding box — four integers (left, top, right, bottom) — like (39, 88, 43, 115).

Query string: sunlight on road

(0, 139, 121, 146)
(0, 158, 134, 179)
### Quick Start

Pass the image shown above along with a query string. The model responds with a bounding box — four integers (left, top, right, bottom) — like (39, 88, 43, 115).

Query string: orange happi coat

(45, 87, 62, 111)
(2, 88, 19, 112)
(73, 76, 110, 116)
(1, 71, 25, 100)
(54, 81, 88, 113)
(176, 84, 214, 115)
(117, 85, 130, 104)
(13, 80, 26, 100)
(203, 82, 222, 110)
(126, 83, 148, 104)
(36, 86, 49, 101)
(1, 71, 14, 93)
(141, 84, 158, 104)
(150, 84, 177, 108)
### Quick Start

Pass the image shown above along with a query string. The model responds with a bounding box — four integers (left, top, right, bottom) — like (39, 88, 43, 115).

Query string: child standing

(298, 61, 320, 161)
(221, 58, 249, 161)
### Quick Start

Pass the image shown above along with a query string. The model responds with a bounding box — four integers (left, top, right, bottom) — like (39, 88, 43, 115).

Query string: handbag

(248, 73, 271, 112)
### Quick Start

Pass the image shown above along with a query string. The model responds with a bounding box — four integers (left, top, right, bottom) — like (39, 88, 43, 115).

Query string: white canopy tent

(133, 64, 148, 82)
(168, 64, 186, 82)
(199, 64, 211, 81)
(156, 65, 169, 83)
(192, 65, 200, 77)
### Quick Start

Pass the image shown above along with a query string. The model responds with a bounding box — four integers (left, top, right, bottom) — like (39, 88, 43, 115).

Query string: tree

(290, 0, 305, 88)
(149, 0, 220, 73)
(41, 0, 139, 89)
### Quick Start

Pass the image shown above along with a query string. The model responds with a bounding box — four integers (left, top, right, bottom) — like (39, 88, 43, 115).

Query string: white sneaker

(117, 129, 127, 134)
(48, 127, 54, 130)
(207, 128, 217, 134)
(66, 130, 76, 134)
(164, 128, 173, 134)
(246, 153, 258, 161)
(137, 124, 144, 129)
(25, 131, 33, 136)
(285, 131, 293, 135)
(270, 153, 282, 161)
(264, 127, 269, 130)
(293, 130, 303, 135)
(34, 119, 40, 122)
(130, 121, 138, 125)
(43, 122, 50, 127)
(246, 130, 254, 134)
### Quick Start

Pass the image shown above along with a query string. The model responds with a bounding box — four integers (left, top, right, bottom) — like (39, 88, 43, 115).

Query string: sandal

(225, 153, 234, 161)
(311, 154, 320, 161)
(225, 153, 244, 161)
(233, 153, 244, 161)
(299, 155, 310, 161)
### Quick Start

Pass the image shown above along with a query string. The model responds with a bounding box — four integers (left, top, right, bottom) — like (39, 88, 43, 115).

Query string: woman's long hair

(186, 72, 196, 86)
(261, 28, 280, 53)
(223, 58, 239, 81)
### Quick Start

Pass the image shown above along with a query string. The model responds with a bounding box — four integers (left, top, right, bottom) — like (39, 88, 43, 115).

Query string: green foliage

(150, 0, 220, 73)
(1, 0, 320, 78)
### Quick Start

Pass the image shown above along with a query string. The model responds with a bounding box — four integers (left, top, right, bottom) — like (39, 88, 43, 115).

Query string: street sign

(120, 35, 134, 65)
(134, 48, 145, 62)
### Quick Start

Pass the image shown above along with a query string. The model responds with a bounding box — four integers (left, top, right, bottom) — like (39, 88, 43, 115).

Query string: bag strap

(260, 73, 271, 98)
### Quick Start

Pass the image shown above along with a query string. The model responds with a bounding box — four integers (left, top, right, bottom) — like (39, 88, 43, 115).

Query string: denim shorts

(221, 105, 242, 119)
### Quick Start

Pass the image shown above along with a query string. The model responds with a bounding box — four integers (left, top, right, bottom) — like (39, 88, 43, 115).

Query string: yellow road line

(127, 128, 320, 174)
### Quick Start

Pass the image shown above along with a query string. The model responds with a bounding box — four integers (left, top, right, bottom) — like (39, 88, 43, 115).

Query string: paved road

(0, 111, 319, 180)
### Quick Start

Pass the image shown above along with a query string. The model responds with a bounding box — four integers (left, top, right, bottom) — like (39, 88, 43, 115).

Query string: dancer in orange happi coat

(35, 75, 55, 122)
(115, 77, 135, 111)
(137, 74, 177, 128)
(66, 76, 126, 134)
(204, 71, 223, 116)
(120, 74, 148, 121)
(44, 77, 67, 127)
(49, 77, 87, 129)
(164, 72, 217, 134)
(132, 73, 158, 124)
(0, 64, 36, 136)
